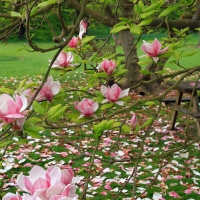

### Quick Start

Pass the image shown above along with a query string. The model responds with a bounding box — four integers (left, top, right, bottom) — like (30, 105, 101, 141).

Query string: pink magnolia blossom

(2, 192, 22, 200)
(35, 76, 60, 101)
(97, 59, 116, 75)
(0, 94, 29, 130)
(79, 19, 88, 39)
(74, 98, 98, 118)
(51, 52, 74, 68)
(68, 36, 79, 48)
(130, 113, 137, 130)
(16, 165, 78, 199)
(100, 84, 129, 105)
(141, 38, 169, 62)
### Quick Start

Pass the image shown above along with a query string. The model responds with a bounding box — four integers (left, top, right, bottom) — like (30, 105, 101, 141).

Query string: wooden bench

(166, 82, 200, 136)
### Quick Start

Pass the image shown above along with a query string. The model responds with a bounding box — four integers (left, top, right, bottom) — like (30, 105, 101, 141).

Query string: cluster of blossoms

(2, 165, 79, 200)
(0, 76, 60, 130)
(74, 84, 130, 118)
(52, 20, 88, 69)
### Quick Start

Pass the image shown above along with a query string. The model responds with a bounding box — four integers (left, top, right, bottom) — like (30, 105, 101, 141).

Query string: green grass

(1, 33, 200, 79)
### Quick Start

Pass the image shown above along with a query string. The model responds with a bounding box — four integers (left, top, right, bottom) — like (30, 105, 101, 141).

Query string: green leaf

(24, 117, 41, 126)
(47, 104, 62, 118)
(71, 117, 88, 123)
(0, 140, 15, 148)
(139, 69, 151, 75)
(81, 36, 96, 46)
(154, 70, 168, 75)
(138, 59, 152, 66)
(134, 4, 141, 15)
(17, 79, 27, 91)
(100, 103, 113, 110)
(180, 50, 199, 58)
(138, 18, 153, 26)
(106, 119, 115, 130)
(93, 72, 108, 78)
(138, 1, 145, 9)
(17, 139, 29, 145)
(66, 113, 80, 119)
(113, 22, 127, 28)
(158, 4, 179, 18)
(173, 50, 181, 60)
(158, 49, 173, 58)
(120, 96, 131, 102)
(49, 106, 67, 120)
(142, 0, 164, 12)
(110, 26, 128, 34)
(140, 10, 157, 18)
(32, 101, 45, 115)
(94, 120, 107, 137)
(122, 124, 131, 133)
(113, 122, 122, 127)
(10, 11, 21, 18)
(24, 126, 44, 138)
(130, 25, 142, 35)
(23, 82, 39, 90)
(119, 18, 132, 24)
(140, 117, 154, 128)
(144, 101, 157, 106)
(0, 88, 15, 94)
(112, 69, 128, 77)
(89, 52, 98, 62)
(93, 96, 105, 103)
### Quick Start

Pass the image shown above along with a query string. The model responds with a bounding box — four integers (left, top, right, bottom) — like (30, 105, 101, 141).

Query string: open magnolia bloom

(100, 84, 129, 106)
(0, 94, 29, 130)
(79, 19, 88, 39)
(74, 98, 98, 119)
(141, 38, 169, 62)
(97, 59, 116, 75)
(35, 76, 61, 102)
(15, 165, 79, 200)
(51, 52, 74, 68)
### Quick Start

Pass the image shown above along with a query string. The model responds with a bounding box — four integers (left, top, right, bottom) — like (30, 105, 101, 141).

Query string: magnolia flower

(16, 165, 78, 199)
(35, 76, 60, 101)
(51, 52, 74, 68)
(97, 59, 116, 75)
(68, 36, 79, 48)
(141, 38, 169, 62)
(2, 192, 22, 200)
(130, 113, 137, 130)
(74, 98, 98, 118)
(79, 19, 88, 39)
(100, 84, 129, 105)
(0, 94, 29, 130)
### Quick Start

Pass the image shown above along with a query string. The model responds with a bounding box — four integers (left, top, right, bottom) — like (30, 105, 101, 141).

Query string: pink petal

(50, 82, 61, 96)
(100, 85, 108, 96)
(118, 88, 129, 99)
(17, 174, 30, 193)
(30, 178, 50, 195)
(46, 181, 65, 198)
(29, 165, 46, 183)
(151, 38, 161, 55)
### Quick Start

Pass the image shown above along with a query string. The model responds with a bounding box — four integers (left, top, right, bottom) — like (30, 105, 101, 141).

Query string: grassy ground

(0, 73, 200, 199)
(1, 33, 200, 79)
